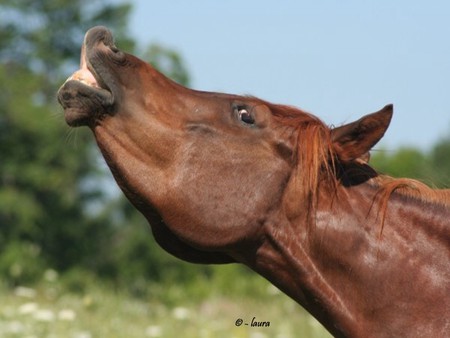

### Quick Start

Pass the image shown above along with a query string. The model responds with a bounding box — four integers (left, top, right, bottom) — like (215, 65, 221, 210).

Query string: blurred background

(0, 1, 448, 337)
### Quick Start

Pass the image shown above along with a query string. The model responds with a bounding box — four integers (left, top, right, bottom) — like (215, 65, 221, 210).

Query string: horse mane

(370, 175, 450, 206)
(262, 101, 337, 211)
(259, 100, 450, 211)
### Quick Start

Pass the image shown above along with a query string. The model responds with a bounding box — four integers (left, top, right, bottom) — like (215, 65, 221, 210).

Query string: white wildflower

(145, 325, 162, 337)
(14, 286, 36, 298)
(5, 320, 25, 334)
(58, 309, 76, 321)
(18, 302, 38, 315)
(172, 306, 190, 320)
(72, 331, 92, 338)
(33, 309, 55, 322)
(44, 269, 59, 282)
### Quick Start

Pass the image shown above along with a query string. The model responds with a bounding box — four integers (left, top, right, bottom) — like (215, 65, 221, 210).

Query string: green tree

(0, 0, 134, 99)
(371, 147, 431, 181)
(429, 136, 450, 188)
(371, 138, 450, 189)
(0, 0, 197, 286)
(144, 44, 190, 87)
(0, 0, 135, 283)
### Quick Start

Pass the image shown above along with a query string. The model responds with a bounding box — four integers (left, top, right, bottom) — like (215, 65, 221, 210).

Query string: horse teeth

(64, 69, 99, 88)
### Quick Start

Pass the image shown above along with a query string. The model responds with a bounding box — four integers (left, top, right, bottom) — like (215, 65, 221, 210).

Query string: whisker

(64, 127, 79, 147)
(48, 109, 63, 121)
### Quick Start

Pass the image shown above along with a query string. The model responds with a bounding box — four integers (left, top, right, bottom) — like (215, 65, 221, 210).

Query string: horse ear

(331, 104, 393, 162)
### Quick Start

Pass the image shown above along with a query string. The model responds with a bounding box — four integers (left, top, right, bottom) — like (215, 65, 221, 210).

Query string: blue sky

(126, 0, 450, 150)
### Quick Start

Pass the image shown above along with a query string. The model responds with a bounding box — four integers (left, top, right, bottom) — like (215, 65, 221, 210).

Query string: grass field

(0, 266, 332, 338)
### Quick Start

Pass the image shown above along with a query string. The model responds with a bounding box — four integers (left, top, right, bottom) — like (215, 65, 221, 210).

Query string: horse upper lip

(62, 27, 113, 93)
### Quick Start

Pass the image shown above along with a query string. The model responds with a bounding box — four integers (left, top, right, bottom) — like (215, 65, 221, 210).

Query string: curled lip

(62, 33, 111, 95)
(58, 26, 117, 126)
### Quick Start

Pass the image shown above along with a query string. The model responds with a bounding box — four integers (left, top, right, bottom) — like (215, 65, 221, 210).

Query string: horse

(58, 26, 450, 338)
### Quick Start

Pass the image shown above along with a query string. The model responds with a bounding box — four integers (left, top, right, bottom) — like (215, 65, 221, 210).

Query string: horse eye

(238, 108, 255, 125)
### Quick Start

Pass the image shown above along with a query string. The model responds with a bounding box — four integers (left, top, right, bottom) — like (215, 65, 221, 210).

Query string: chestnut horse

(58, 27, 449, 338)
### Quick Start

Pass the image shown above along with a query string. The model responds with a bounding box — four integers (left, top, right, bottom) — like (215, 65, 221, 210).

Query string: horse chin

(58, 79, 113, 127)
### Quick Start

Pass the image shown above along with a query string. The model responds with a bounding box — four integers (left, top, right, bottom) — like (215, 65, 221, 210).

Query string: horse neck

(251, 181, 450, 338)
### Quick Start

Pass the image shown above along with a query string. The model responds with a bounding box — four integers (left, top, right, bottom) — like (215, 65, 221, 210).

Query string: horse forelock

(265, 102, 338, 210)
